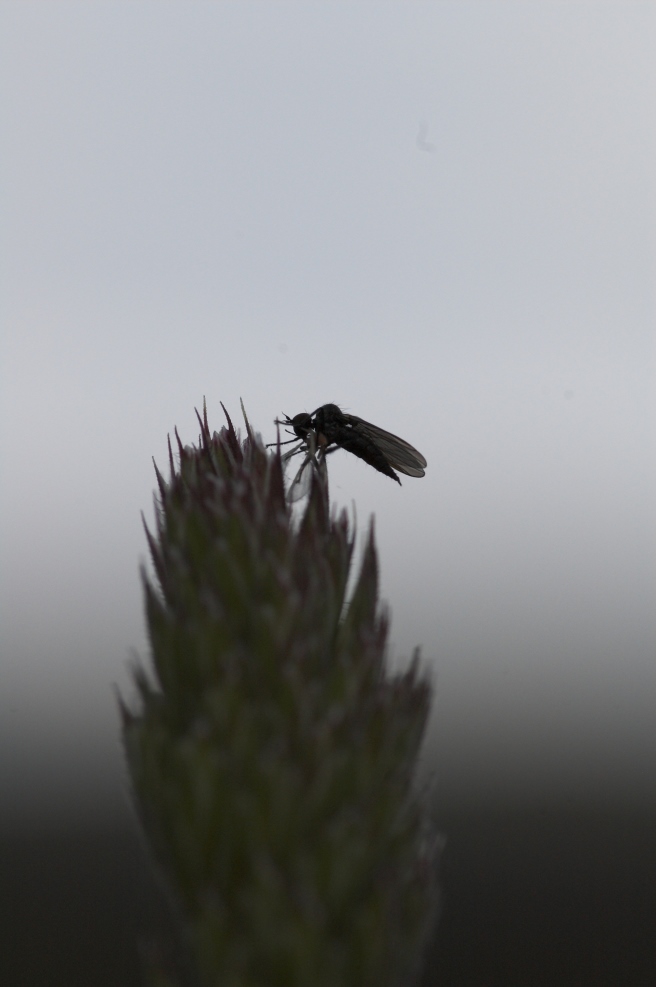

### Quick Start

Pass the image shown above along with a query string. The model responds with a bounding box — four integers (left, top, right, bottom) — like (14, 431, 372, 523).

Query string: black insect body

(312, 404, 404, 484)
(273, 404, 426, 497)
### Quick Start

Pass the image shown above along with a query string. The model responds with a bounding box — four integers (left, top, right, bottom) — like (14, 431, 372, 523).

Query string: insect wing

(344, 415, 427, 477)
(281, 440, 305, 465)
(288, 451, 314, 501)
(285, 429, 323, 502)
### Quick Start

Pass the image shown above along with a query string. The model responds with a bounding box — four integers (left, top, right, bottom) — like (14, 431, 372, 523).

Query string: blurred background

(1, 3, 654, 984)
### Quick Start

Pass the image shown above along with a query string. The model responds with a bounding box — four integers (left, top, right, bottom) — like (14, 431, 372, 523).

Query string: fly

(270, 403, 426, 498)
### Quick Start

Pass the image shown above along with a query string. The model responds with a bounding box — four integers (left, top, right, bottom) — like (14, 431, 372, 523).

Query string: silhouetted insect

(270, 403, 427, 501)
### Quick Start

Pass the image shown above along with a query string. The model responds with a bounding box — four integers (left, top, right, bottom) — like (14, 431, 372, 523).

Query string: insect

(271, 403, 427, 500)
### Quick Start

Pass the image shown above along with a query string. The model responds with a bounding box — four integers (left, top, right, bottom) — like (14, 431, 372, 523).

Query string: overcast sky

(1, 2, 654, 824)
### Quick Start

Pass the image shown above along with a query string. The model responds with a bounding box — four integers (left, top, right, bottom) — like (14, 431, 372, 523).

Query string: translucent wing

(284, 430, 326, 502)
(343, 415, 427, 477)
(288, 449, 314, 501)
(281, 440, 305, 465)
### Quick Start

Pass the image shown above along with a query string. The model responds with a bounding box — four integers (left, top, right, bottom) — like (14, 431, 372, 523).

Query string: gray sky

(1, 2, 654, 823)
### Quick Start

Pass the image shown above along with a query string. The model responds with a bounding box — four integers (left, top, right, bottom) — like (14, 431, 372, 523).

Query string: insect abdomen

(336, 429, 401, 483)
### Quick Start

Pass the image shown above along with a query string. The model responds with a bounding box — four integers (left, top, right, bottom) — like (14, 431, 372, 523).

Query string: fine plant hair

(120, 401, 440, 987)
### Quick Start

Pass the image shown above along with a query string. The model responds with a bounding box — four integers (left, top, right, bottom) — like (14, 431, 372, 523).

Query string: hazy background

(1, 1, 654, 825)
